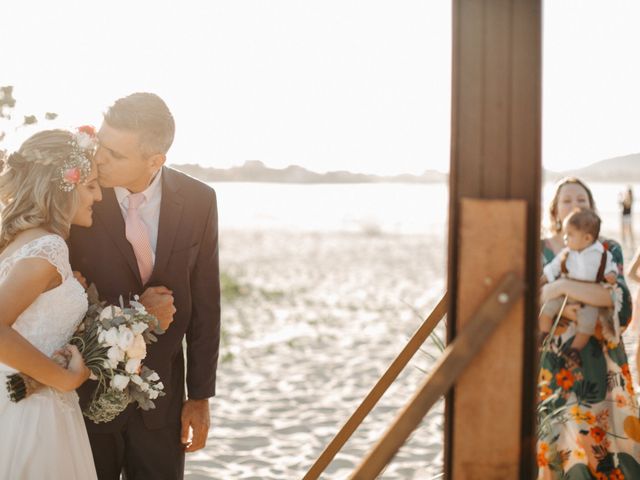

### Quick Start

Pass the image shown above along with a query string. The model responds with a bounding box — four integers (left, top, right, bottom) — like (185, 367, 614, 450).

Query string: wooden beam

(447, 0, 541, 477)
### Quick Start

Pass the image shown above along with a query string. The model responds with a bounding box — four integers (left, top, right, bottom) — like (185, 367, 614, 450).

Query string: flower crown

(57, 125, 98, 192)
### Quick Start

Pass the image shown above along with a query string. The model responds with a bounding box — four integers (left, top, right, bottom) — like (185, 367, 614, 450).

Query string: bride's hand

(72, 271, 88, 290)
(59, 344, 90, 391)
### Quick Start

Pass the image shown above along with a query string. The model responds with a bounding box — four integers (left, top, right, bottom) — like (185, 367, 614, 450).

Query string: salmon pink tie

(125, 192, 154, 284)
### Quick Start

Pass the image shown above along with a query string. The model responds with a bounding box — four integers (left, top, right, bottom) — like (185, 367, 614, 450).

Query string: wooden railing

(303, 272, 524, 479)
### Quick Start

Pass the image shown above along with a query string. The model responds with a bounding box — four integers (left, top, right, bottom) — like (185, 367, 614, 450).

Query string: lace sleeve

(16, 234, 72, 281)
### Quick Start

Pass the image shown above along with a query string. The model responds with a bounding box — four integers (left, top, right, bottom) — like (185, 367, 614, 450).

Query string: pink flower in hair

(63, 167, 82, 184)
(78, 125, 96, 137)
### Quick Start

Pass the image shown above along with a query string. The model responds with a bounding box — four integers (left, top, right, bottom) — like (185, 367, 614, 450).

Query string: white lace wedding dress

(0, 234, 98, 479)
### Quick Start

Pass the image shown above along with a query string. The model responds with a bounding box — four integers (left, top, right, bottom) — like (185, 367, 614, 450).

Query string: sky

(1, 1, 640, 176)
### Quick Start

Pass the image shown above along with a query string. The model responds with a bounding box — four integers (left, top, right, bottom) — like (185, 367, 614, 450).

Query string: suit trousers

(87, 409, 185, 480)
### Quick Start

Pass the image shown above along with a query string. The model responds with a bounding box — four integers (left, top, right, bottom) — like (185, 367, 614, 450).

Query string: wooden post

(447, 0, 541, 478)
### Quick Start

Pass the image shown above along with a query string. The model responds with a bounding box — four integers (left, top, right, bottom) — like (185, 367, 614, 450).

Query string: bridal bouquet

(6, 285, 166, 423)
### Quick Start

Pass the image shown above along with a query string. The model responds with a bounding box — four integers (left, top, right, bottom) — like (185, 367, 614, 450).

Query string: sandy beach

(184, 224, 640, 479)
(185, 229, 447, 479)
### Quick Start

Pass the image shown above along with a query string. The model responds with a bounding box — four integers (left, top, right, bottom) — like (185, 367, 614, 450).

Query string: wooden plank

(448, 0, 541, 477)
(452, 0, 485, 200)
(302, 294, 448, 480)
(451, 199, 526, 479)
(351, 272, 524, 480)
(482, 0, 512, 197)
(446, 1, 486, 468)
(509, 1, 542, 474)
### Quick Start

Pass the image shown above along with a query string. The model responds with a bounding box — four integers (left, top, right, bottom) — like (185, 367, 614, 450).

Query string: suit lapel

(95, 188, 142, 285)
(150, 167, 184, 282)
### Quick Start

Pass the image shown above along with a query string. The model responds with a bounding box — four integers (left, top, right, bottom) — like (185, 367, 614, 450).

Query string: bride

(0, 128, 102, 478)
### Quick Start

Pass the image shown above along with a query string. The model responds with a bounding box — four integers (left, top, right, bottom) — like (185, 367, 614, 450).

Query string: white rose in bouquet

(117, 326, 135, 350)
(148, 389, 159, 400)
(148, 372, 160, 382)
(131, 322, 147, 335)
(126, 335, 147, 360)
(107, 346, 125, 365)
(129, 299, 148, 314)
(99, 306, 123, 322)
(125, 358, 141, 374)
(111, 374, 130, 391)
(102, 327, 119, 347)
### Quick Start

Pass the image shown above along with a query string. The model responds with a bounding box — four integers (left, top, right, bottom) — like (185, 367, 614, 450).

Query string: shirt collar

(114, 168, 163, 207)
(578, 240, 604, 255)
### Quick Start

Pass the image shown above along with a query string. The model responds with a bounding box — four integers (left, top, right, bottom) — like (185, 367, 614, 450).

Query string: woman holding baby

(537, 177, 640, 479)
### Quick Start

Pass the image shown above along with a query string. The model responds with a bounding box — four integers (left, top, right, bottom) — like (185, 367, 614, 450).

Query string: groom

(69, 92, 221, 480)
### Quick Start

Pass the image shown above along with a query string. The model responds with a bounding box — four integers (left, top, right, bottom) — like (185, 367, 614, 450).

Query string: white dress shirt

(543, 240, 617, 283)
(114, 169, 163, 262)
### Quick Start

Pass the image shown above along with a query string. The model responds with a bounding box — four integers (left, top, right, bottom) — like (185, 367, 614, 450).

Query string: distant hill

(545, 153, 640, 183)
(172, 160, 448, 184)
(172, 153, 640, 184)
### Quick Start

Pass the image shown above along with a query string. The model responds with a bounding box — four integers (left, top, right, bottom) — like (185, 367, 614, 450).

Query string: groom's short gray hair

(104, 92, 175, 157)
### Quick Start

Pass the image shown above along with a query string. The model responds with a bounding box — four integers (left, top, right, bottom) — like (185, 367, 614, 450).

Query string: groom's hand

(139, 286, 176, 331)
(181, 398, 211, 452)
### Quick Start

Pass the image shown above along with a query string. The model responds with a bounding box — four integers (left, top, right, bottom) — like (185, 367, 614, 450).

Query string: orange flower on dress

(626, 381, 636, 396)
(594, 322, 604, 341)
(537, 442, 550, 467)
(536, 451, 548, 468)
(594, 472, 607, 480)
(621, 364, 632, 382)
(539, 368, 552, 385)
(616, 394, 628, 408)
(609, 468, 625, 480)
(590, 426, 606, 443)
(539, 384, 553, 401)
(583, 411, 596, 425)
(556, 368, 575, 390)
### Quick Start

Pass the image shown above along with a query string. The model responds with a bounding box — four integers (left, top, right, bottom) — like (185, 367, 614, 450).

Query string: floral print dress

(537, 238, 640, 479)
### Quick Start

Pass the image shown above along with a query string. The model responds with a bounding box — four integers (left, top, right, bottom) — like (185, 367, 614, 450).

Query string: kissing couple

(0, 92, 221, 480)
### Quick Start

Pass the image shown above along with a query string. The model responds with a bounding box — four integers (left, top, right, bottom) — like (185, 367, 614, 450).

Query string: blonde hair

(0, 129, 80, 249)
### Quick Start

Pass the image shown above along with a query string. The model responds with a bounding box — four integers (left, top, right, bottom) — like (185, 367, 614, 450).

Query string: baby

(540, 208, 617, 352)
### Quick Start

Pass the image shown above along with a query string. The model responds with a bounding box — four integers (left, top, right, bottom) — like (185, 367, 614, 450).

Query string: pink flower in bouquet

(126, 335, 147, 360)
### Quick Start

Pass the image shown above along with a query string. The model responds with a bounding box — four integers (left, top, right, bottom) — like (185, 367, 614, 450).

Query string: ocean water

(212, 181, 637, 237)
